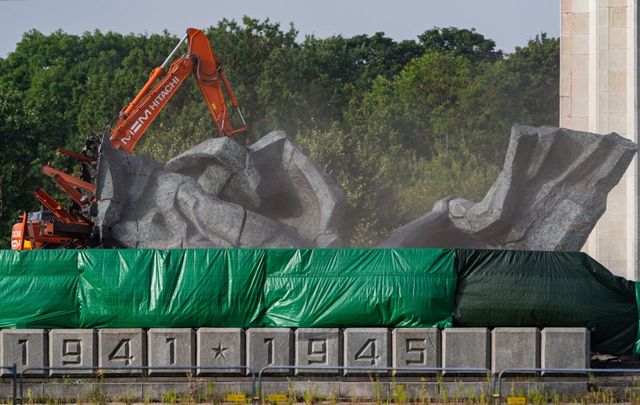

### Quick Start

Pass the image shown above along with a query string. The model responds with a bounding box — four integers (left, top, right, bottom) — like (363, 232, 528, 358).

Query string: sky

(0, 0, 560, 58)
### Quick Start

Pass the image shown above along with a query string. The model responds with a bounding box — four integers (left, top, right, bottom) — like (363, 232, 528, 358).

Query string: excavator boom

(110, 28, 247, 153)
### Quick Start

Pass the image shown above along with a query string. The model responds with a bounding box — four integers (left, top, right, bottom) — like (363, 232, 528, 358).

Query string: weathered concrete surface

(97, 329, 146, 375)
(392, 328, 441, 372)
(491, 327, 540, 374)
(0, 327, 596, 402)
(295, 328, 341, 375)
(166, 137, 262, 211)
(541, 327, 590, 373)
(246, 328, 293, 375)
(94, 137, 302, 248)
(147, 328, 194, 375)
(442, 328, 490, 374)
(343, 328, 389, 375)
(379, 125, 638, 250)
(196, 328, 245, 375)
(0, 329, 47, 376)
(93, 131, 344, 248)
(49, 329, 97, 376)
(95, 125, 633, 250)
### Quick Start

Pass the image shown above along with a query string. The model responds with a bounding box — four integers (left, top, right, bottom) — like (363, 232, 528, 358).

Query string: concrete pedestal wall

(560, 0, 640, 280)
(0, 327, 590, 376)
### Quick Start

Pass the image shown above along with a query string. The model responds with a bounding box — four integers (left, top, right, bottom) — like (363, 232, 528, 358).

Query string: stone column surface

(1, 329, 47, 376)
(541, 327, 590, 373)
(295, 328, 341, 375)
(49, 329, 97, 376)
(97, 329, 146, 375)
(392, 328, 441, 373)
(491, 327, 540, 374)
(343, 328, 390, 376)
(246, 328, 293, 376)
(148, 328, 194, 375)
(560, 0, 640, 280)
(196, 328, 245, 375)
(442, 328, 490, 374)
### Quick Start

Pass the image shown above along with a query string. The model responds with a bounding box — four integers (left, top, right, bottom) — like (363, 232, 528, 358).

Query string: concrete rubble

(378, 124, 637, 250)
(94, 124, 636, 250)
(93, 131, 344, 248)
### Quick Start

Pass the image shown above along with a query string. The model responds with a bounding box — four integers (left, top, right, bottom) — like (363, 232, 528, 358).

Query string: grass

(10, 373, 640, 404)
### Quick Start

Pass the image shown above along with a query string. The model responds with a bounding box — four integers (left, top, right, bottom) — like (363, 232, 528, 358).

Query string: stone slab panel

(196, 328, 245, 376)
(40, 382, 109, 403)
(492, 381, 587, 398)
(148, 328, 194, 375)
(402, 382, 440, 400)
(246, 328, 292, 375)
(441, 381, 493, 397)
(0, 382, 13, 400)
(339, 381, 391, 400)
(343, 328, 389, 376)
(295, 328, 341, 375)
(141, 382, 205, 400)
(1, 329, 47, 376)
(84, 381, 143, 401)
(491, 327, 540, 374)
(165, 137, 262, 210)
(541, 327, 590, 374)
(98, 329, 146, 375)
(442, 328, 490, 374)
(249, 130, 346, 247)
(49, 329, 97, 376)
(392, 328, 441, 373)
(285, 380, 340, 401)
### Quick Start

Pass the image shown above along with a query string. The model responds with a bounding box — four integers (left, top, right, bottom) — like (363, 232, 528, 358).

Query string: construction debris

(94, 131, 345, 248)
(379, 124, 638, 250)
(92, 124, 637, 250)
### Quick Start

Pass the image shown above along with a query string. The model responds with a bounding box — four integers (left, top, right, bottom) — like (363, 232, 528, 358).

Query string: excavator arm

(110, 28, 247, 153)
(11, 28, 248, 250)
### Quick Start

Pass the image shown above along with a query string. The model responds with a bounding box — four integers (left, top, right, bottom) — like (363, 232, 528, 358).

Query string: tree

(0, 21, 559, 248)
(326, 34, 559, 244)
(418, 27, 502, 62)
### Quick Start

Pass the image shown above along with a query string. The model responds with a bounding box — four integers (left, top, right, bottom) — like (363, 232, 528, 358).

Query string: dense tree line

(0, 17, 558, 247)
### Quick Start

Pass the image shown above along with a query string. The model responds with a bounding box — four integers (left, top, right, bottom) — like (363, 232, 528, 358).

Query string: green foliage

(0, 18, 559, 247)
(418, 26, 503, 62)
(328, 34, 559, 242)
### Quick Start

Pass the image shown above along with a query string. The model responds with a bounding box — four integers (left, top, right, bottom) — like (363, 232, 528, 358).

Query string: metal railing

(5, 364, 640, 404)
(17, 365, 255, 405)
(492, 367, 640, 404)
(257, 365, 492, 401)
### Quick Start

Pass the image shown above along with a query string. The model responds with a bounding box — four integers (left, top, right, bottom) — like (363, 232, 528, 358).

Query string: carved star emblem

(212, 341, 229, 360)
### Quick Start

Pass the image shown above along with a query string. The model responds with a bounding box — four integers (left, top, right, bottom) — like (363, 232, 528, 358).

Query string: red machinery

(11, 28, 248, 250)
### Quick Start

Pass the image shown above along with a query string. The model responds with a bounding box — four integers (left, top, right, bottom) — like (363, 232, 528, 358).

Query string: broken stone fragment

(92, 131, 345, 249)
(249, 131, 346, 247)
(166, 137, 261, 211)
(379, 124, 638, 250)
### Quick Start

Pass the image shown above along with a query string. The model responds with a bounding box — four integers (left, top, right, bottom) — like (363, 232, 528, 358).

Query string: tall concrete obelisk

(560, 0, 639, 279)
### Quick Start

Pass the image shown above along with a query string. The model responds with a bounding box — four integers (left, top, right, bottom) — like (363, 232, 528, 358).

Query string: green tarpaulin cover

(0, 248, 456, 329)
(0, 247, 637, 355)
(453, 249, 637, 355)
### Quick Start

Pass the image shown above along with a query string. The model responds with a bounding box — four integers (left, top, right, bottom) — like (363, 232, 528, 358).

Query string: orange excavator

(11, 28, 248, 250)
